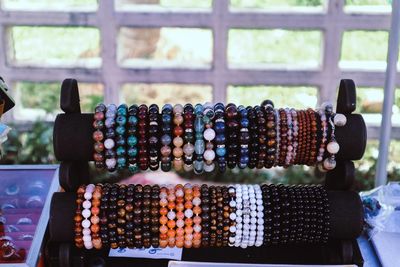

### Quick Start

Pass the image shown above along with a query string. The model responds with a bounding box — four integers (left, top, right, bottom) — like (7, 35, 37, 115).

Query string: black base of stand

(46, 240, 363, 267)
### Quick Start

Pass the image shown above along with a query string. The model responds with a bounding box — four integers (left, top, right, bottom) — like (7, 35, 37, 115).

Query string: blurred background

(0, 0, 399, 190)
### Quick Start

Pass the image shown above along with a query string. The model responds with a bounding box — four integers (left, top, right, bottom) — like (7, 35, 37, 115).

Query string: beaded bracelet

(296, 110, 305, 164)
(261, 184, 272, 244)
(167, 185, 177, 248)
(150, 185, 160, 248)
(215, 186, 224, 247)
(254, 184, 264, 247)
(141, 185, 152, 248)
(308, 109, 318, 166)
(255, 106, 267, 169)
(134, 185, 144, 248)
(116, 185, 127, 248)
(127, 105, 139, 173)
(124, 185, 134, 248)
(148, 104, 160, 171)
(161, 104, 173, 172)
(284, 108, 293, 168)
(226, 104, 239, 169)
(115, 104, 128, 170)
(241, 184, 251, 248)
(192, 185, 202, 248)
(221, 186, 230, 247)
(278, 109, 287, 167)
(104, 104, 117, 172)
(159, 186, 168, 248)
(214, 103, 226, 172)
(277, 184, 289, 244)
(138, 105, 149, 170)
(228, 186, 236, 247)
(209, 186, 217, 246)
(273, 109, 281, 167)
(82, 184, 95, 249)
(238, 105, 250, 169)
(263, 101, 276, 169)
(200, 184, 210, 247)
(194, 104, 205, 174)
(183, 184, 194, 248)
(107, 185, 118, 248)
(74, 185, 85, 248)
(91, 185, 102, 249)
(99, 184, 110, 247)
(93, 103, 106, 169)
(175, 184, 185, 248)
(172, 105, 184, 171)
(183, 104, 195, 172)
(247, 106, 259, 169)
(290, 109, 299, 166)
(233, 184, 242, 247)
(247, 185, 257, 247)
(203, 103, 216, 172)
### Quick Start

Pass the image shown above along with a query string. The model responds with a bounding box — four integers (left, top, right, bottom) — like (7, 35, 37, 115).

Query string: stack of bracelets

(74, 183, 330, 250)
(93, 101, 347, 174)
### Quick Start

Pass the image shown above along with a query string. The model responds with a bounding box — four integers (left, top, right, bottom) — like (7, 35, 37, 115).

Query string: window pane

(228, 29, 322, 69)
(227, 85, 318, 109)
(340, 31, 388, 70)
(121, 84, 212, 106)
(118, 27, 212, 68)
(2, 0, 97, 11)
(14, 82, 103, 121)
(230, 0, 325, 9)
(8, 26, 101, 68)
(355, 87, 400, 126)
(115, 0, 212, 10)
(344, 0, 391, 13)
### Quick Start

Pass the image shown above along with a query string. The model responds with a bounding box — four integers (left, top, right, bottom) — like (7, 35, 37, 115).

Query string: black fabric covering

(49, 190, 363, 242)
(53, 113, 367, 162)
(60, 78, 81, 114)
(335, 114, 367, 161)
(48, 191, 364, 266)
(336, 79, 357, 114)
(325, 160, 355, 190)
(59, 161, 90, 192)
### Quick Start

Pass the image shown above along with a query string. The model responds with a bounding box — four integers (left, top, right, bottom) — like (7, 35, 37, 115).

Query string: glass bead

(128, 116, 138, 126)
(116, 146, 126, 156)
(127, 136, 138, 147)
(194, 117, 205, 132)
(203, 128, 216, 141)
(194, 140, 205, 154)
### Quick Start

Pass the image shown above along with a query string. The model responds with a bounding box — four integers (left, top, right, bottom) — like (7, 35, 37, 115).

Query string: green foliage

(0, 121, 56, 164)
(17, 82, 60, 114)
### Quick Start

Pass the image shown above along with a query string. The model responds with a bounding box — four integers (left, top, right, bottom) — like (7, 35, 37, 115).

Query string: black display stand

(48, 78, 367, 267)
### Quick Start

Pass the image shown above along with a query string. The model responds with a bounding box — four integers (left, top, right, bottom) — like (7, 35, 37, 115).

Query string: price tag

(109, 247, 183, 261)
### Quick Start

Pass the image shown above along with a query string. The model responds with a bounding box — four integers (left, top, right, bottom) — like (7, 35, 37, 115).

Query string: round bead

(323, 157, 337, 170)
(327, 141, 340, 154)
(183, 143, 195, 155)
(334, 113, 347, 126)
(83, 200, 91, 209)
(82, 209, 91, 218)
(82, 219, 91, 228)
(167, 211, 176, 220)
(105, 158, 117, 168)
(184, 209, 194, 218)
(203, 150, 215, 161)
(203, 162, 215, 172)
(104, 139, 115, 149)
(203, 128, 216, 141)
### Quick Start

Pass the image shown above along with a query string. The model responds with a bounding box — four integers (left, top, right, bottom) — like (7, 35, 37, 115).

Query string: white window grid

(0, 0, 396, 139)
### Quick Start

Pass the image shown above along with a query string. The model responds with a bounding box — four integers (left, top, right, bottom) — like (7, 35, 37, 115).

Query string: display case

(0, 165, 59, 266)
